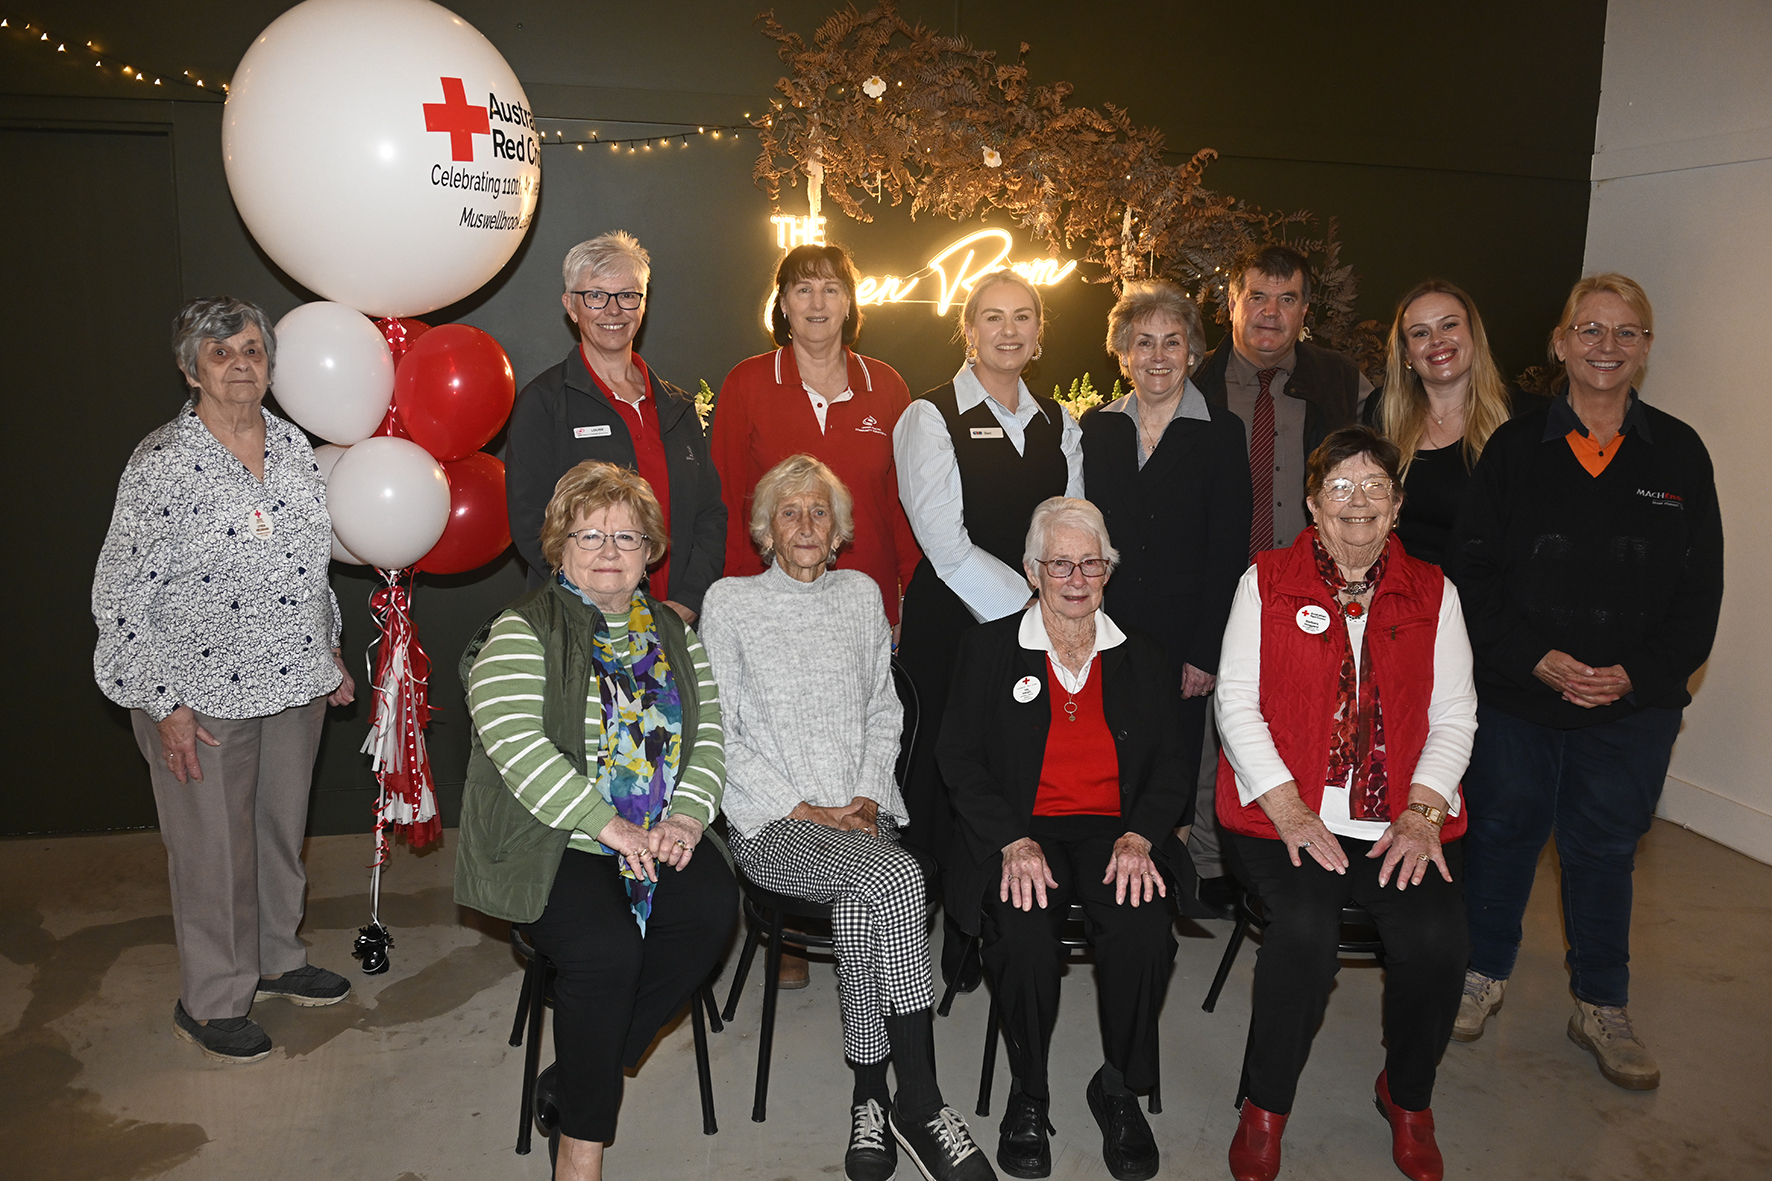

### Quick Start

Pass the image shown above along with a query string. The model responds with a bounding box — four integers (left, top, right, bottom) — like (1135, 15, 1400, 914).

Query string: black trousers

(1228, 832, 1467, 1114)
(980, 818, 1177, 1101)
(524, 846, 737, 1142)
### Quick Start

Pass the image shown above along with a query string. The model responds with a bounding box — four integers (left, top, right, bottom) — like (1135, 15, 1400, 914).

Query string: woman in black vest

(892, 270, 1083, 987)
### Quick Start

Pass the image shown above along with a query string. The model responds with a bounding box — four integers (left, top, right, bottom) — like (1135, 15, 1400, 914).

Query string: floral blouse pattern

(93, 401, 343, 721)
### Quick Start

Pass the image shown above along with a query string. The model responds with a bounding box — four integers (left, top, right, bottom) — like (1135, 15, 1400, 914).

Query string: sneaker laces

(1462, 971, 1496, 1001)
(1591, 1005, 1642, 1045)
(926, 1106, 980, 1163)
(851, 1100, 888, 1152)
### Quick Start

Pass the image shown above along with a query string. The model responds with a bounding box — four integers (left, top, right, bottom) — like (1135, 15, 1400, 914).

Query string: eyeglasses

(566, 529, 648, 551)
(1320, 477, 1395, 502)
(572, 289, 644, 311)
(1569, 322, 1649, 347)
(1034, 558, 1112, 578)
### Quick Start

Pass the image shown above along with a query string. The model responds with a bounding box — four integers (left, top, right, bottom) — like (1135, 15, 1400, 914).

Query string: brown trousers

(132, 697, 327, 1019)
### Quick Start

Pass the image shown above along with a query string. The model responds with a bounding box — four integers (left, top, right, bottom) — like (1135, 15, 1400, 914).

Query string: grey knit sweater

(698, 564, 906, 837)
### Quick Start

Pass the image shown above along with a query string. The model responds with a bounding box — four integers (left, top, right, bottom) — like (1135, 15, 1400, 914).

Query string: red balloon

(416, 452, 511, 574)
(394, 324, 515, 462)
(374, 316, 432, 365)
(372, 403, 412, 439)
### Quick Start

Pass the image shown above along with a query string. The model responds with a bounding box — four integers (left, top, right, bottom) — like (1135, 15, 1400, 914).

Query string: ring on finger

(1299, 840, 1312, 849)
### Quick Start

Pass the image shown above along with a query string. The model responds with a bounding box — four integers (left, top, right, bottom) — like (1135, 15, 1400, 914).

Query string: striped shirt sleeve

(467, 612, 619, 840)
(666, 627, 725, 830)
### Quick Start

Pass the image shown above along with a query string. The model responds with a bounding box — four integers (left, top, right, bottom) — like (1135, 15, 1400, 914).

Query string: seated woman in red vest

(1213, 425, 1477, 1181)
(939, 497, 1197, 1181)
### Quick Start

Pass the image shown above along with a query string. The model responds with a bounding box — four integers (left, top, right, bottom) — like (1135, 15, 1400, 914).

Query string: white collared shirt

(893, 363, 1085, 622)
(1018, 601, 1127, 693)
(803, 382, 854, 432)
(1098, 380, 1212, 469)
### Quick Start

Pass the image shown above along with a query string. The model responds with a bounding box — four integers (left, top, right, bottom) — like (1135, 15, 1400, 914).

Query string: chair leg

(936, 933, 980, 1017)
(751, 909, 786, 1123)
(976, 980, 1001, 1117)
(509, 952, 536, 1048)
(1201, 910, 1252, 1013)
(703, 979, 725, 1034)
(690, 983, 718, 1136)
(722, 918, 765, 1022)
(1147, 1066, 1162, 1115)
(516, 960, 549, 1156)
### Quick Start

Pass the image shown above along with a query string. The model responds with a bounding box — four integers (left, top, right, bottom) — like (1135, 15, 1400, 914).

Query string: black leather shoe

(1196, 874, 1239, 920)
(997, 1090, 1053, 1178)
(534, 1063, 561, 1136)
(1087, 1068, 1158, 1181)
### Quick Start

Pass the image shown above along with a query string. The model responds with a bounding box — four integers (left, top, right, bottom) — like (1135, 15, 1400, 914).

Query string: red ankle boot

(1373, 1071, 1444, 1181)
(1228, 1099, 1288, 1181)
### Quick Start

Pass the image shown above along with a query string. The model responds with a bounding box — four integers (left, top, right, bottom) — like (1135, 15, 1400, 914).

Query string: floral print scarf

(1309, 528, 1391, 821)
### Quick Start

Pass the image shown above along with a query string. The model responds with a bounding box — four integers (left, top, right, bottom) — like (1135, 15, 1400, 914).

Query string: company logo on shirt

(855, 414, 888, 437)
(1637, 488, 1683, 508)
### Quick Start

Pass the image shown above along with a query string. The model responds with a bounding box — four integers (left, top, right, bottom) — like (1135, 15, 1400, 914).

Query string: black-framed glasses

(566, 529, 648, 551)
(572, 289, 644, 311)
(1321, 477, 1395, 502)
(1568, 322, 1648, 347)
(1035, 558, 1112, 578)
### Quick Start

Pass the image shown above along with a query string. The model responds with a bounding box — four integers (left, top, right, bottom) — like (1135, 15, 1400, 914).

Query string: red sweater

(1033, 656, 1121, 816)
(711, 348, 922, 624)
(1215, 532, 1465, 841)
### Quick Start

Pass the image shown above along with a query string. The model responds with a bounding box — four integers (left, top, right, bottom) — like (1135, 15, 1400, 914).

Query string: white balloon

(275, 303, 395, 444)
(225, 0, 541, 317)
(312, 444, 369, 564)
(328, 437, 452, 570)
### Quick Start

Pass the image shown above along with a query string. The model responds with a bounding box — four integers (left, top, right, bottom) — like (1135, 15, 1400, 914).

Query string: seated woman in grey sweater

(699, 455, 997, 1181)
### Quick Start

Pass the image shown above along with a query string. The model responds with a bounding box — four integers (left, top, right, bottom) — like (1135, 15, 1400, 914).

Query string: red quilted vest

(1215, 531, 1466, 841)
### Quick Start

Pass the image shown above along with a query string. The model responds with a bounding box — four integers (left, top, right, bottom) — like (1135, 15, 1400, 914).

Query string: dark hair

(1305, 425, 1402, 499)
(1228, 244, 1313, 304)
(771, 244, 862, 347)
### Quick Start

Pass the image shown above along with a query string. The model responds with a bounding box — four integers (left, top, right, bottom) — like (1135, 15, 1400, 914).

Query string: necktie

(1249, 367, 1281, 561)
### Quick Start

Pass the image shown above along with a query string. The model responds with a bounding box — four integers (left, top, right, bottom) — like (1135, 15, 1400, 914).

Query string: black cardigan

(504, 346, 727, 614)
(936, 613, 1202, 933)
(1448, 393, 1723, 729)
(1079, 400, 1252, 677)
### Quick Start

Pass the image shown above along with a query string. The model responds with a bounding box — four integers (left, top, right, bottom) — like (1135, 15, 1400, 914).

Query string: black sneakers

(1086, 1068, 1159, 1181)
(254, 963, 352, 1006)
(996, 1090, 1053, 1178)
(846, 1098, 897, 1181)
(172, 1001, 272, 1064)
(891, 1104, 998, 1181)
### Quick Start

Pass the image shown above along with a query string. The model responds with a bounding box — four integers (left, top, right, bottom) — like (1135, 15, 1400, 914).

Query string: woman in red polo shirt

(711, 244, 922, 635)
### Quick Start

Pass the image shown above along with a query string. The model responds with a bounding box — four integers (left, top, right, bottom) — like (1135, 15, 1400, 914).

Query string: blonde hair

(1380, 280, 1512, 475)
(538, 461, 668, 574)
(748, 454, 856, 563)
(1549, 272, 1654, 388)
(954, 269, 1045, 354)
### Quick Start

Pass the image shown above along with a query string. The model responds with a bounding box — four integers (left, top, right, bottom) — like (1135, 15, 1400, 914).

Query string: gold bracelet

(1406, 801, 1447, 828)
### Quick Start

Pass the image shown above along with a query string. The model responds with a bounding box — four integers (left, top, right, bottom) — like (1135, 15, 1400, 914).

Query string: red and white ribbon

(361, 567, 441, 848)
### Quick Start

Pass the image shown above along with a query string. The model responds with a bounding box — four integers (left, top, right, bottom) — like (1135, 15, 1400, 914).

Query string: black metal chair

(1199, 884, 1387, 1013)
(508, 925, 723, 1154)
(717, 655, 924, 1123)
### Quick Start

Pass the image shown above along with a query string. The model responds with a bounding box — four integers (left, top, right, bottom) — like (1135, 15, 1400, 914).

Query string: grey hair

(172, 297, 277, 385)
(1022, 496, 1119, 572)
(562, 230, 651, 293)
(748, 454, 856, 562)
(1106, 281, 1206, 377)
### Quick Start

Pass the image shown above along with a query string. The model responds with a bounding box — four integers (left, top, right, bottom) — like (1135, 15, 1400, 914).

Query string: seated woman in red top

(712, 243, 922, 635)
(1213, 426, 1477, 1181)
(939, 497, 1199, 1181)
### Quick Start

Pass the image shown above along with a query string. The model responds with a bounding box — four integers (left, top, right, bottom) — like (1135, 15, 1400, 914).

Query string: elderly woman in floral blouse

(93, 297, 356, 1065)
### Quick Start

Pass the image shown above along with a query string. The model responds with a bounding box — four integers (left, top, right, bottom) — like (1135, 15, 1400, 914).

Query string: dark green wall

(0, 1, 1603, 836)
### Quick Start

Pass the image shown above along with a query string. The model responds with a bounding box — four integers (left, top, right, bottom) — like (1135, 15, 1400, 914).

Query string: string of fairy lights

(534, 118, 752, 154)
(1, 15, 226, 95)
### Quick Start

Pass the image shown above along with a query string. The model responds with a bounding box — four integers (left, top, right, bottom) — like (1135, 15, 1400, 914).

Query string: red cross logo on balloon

(423, 77, 490, 162)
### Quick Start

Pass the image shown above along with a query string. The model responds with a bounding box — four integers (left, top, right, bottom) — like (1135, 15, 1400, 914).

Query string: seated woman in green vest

(456, 460, 735, 1181)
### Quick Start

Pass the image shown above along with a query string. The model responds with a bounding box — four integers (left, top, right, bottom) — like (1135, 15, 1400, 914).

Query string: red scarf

(1310, 528, 1391, 821)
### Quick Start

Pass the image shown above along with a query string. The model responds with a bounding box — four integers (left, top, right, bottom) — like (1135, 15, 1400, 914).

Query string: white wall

(1584, 0, 1772, 863)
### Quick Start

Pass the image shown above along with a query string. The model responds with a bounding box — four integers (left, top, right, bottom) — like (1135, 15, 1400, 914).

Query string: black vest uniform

(896, 383, 1069, 863)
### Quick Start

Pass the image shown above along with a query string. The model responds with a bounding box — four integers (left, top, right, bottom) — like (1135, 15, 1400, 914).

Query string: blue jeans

(1462, 703, 1682, 1007)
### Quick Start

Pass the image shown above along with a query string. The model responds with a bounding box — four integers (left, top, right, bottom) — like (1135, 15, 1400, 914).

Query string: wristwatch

(1406, 801, 1447, 828)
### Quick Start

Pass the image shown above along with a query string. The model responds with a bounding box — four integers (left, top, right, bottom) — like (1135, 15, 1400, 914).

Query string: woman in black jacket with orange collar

(939, 497, 1199, 1181)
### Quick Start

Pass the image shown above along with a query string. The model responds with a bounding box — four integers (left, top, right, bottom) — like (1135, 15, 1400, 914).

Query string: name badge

(1012, 675, 1042, 703)
(247, 508, 274, 541)
(574, 425, 613, 439)
(969, 427, 1005, 439)
(1296, 605, 1331, 635)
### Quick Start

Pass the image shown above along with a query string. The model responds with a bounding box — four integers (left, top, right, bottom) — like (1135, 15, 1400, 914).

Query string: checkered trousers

(727, 818, 933, 1065)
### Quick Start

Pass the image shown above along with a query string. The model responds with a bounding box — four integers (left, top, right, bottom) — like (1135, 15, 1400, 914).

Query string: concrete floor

(2, 818, 1767, 1181)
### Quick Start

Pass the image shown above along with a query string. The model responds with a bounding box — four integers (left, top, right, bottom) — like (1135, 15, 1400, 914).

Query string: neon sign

(768, 219, 1078, 315)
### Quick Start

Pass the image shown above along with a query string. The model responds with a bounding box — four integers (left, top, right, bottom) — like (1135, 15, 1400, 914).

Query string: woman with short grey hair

(506, 230, 727, 624)
(93, 296, 356, 1065)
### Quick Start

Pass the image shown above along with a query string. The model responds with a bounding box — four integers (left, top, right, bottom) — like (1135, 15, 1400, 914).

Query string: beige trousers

(132, 696, 327, 1019)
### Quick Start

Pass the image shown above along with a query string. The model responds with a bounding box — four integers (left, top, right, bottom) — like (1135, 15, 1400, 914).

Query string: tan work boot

(1568, 1000, 1660, 1089)
(1451, 969, 1505, 1042)
(776, 951, 810, 990)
